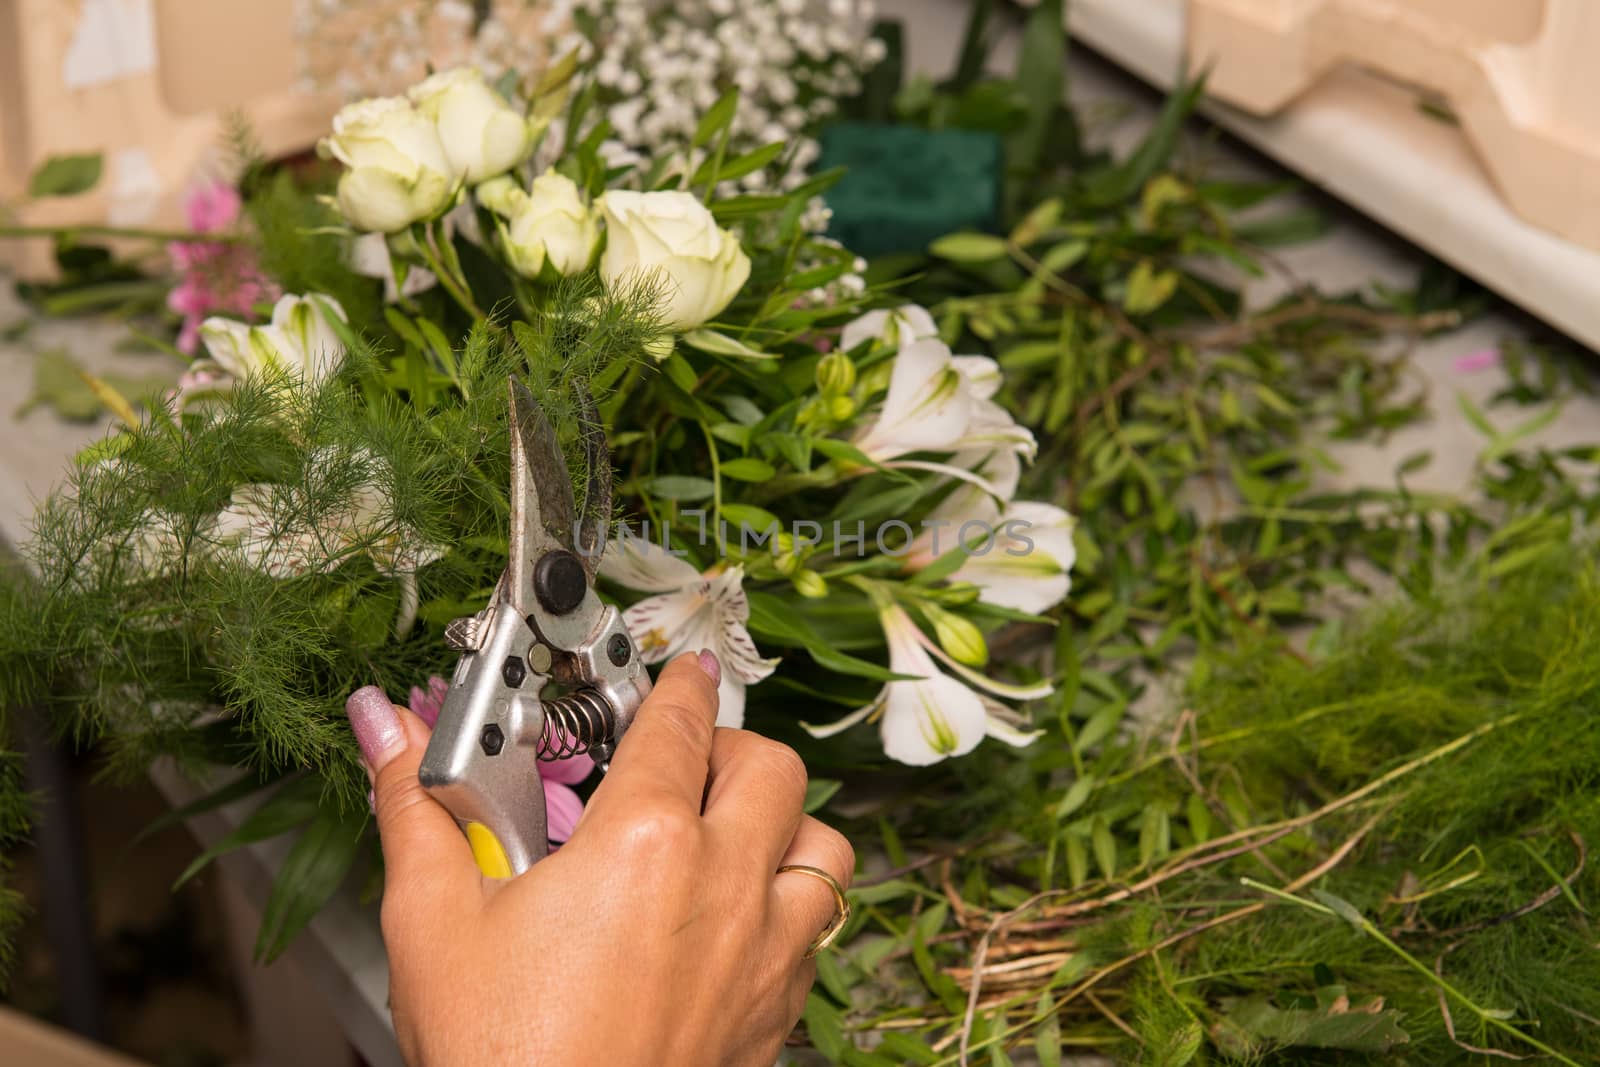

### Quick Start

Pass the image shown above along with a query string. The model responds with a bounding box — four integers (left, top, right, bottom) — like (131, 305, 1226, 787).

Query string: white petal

(886, 459, 1006, 500)
(980, 696, 1045, 748)
(919, 631, 1056, 701)
(841, 304, 939, 352)
(600, 535, 703, 592)
(801, 697, 879, 739)
(855, 338, 972, 459)
(879, 671, 988, 766)
(714, 675, 746, 729)
(706, 567, 780, 683)
(953, 502, 1076, 613)
(622, 590, 705, 663)
(951, 354, 1003, 400)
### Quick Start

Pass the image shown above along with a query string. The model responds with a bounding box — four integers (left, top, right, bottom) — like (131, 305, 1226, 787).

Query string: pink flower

(166, 181, 279, 354)
(407, 675, 593, 843)
(1453, 349, 1501, 374)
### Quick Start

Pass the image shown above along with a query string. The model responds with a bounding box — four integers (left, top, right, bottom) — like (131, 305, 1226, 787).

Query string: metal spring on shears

(540, 689, 616, 760)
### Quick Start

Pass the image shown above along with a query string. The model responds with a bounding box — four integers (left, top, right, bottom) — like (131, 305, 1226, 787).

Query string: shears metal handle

(417, 380, 649, 876)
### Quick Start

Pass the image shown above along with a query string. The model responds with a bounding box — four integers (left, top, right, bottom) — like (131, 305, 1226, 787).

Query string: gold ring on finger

(777, 864, 851, 958)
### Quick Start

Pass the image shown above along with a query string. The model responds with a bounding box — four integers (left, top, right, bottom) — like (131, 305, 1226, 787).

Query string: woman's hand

(345, 650, 855, 1066)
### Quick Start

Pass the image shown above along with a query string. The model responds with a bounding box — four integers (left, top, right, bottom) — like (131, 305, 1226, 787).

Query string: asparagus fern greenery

(2, 1, 1597, 1061)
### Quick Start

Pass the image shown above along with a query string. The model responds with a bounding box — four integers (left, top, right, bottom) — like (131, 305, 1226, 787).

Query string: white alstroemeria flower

(852, 337, 972, 460)
(197, 293, 348, 389)
(601, 538, 777, 728)
(213, 450, 444, 579)
(319, 96, 456, 233)
(907, 489, 1077, 615)
(840, 303, 939, 353)
(408, 67, 534, 184)
(848, 335, 1026, 499)
(952, 355, 1037, 466)
(803, 603, 1046, 765)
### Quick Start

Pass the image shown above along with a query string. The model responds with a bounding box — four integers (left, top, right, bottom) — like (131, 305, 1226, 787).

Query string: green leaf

(930, 232, 1010, 264)
(1038, 239, 1088, 275)
(1074, 700, 1124, 753)
(1213, 994, 1410, 1056)
(1151, 1021, 1204, 1066)
(661, 351, 699, 393)
(812, 437, 914, 481)
(1090, 813, 1117, 880)
(681, 328, 774, 359)
(1123, 261, 1180, 315)
(134, 772, 280, 846)
(1236, 207, 1331, 247)
(693, 89, 740, 147)
(747, 591, 905, 682)
(29, 153, 104, 198)
(643, 475, 716, 502)
(1311, 889, 1368, 929)
(803, 990, 850, 1060)
(693, 140, 784, 186)
(709, 194, 790, 221)
(1053, 774, 1095, 820)
(877, 1033, 941, 1065)
(804, 778, 842, 813)
(950, 0, 997, 91)
(254, 801, 368, 962)
(1080, 76, 1205, 205)
(17, 349, 106, 421)
(1034, 992, 1062, 1067)
(1065, 831, 1089, 887)
(1138, 804, 1171, 866)
(720, 503, 781, 533)
(1008, 0, 1066, 178)
(722, 396, 765, 426)
(173, 776, 323, 889)
(719, 457, 777, 482)
(813, 949, 856, 1003)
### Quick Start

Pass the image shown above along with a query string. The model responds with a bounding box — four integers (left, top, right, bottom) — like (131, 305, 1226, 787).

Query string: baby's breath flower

(563, 0, 883, 228)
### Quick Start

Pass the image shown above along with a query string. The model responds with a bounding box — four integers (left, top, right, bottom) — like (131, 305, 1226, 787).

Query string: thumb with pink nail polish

(346, 685, 407, 776)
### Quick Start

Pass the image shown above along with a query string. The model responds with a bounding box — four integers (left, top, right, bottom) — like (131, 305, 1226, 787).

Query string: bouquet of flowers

(8, 3, 1599, 1061)
(0, 34, 1071, 957)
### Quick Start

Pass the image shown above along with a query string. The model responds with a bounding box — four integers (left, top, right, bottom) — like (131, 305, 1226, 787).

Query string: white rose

(598, 190, 751, 330)
(501, 170, 599, 278)
(408, 67, 533, 184)
(320, 96, 455, 233)
(199, 293, 348, 385)
(474, 174, 522, 217)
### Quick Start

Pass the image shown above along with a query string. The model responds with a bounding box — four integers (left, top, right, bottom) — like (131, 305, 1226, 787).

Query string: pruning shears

(419, 379, 650, 877)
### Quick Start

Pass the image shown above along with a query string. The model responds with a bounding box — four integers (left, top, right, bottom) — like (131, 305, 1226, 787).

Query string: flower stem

(699, 420, 724, 552)
(414, 220, 487, 320)
(1242, 880, 1584, 1067)
(0, 223, 247, 244)
(394, 571, 420, 640)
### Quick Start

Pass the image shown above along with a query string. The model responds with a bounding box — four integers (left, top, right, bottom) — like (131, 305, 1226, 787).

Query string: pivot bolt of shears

(607, 632, 631, 666)
(480, 723, 505, 756)
(502, 655, 527, 689)
(534, 550, 588, 616)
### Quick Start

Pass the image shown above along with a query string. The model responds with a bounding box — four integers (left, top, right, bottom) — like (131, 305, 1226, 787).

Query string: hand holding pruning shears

(345, 381, 854, 1065)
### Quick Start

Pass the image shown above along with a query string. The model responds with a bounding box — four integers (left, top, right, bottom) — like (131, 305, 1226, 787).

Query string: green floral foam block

(819, 122, 1002, 257)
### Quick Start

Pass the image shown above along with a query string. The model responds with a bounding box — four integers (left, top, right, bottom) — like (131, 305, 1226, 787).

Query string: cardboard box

(1188, 0, 1600, 251)
(0, 1007, 150, 1067)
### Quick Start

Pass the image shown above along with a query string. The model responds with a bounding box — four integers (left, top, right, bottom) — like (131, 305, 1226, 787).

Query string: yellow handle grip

(465, 821, 514, 879)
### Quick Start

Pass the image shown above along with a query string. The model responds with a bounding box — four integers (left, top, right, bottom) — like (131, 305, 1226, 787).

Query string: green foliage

(28, 153, 103, 199)
(0, 275, 663, 957)
(832, 551, 1600, 1064)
